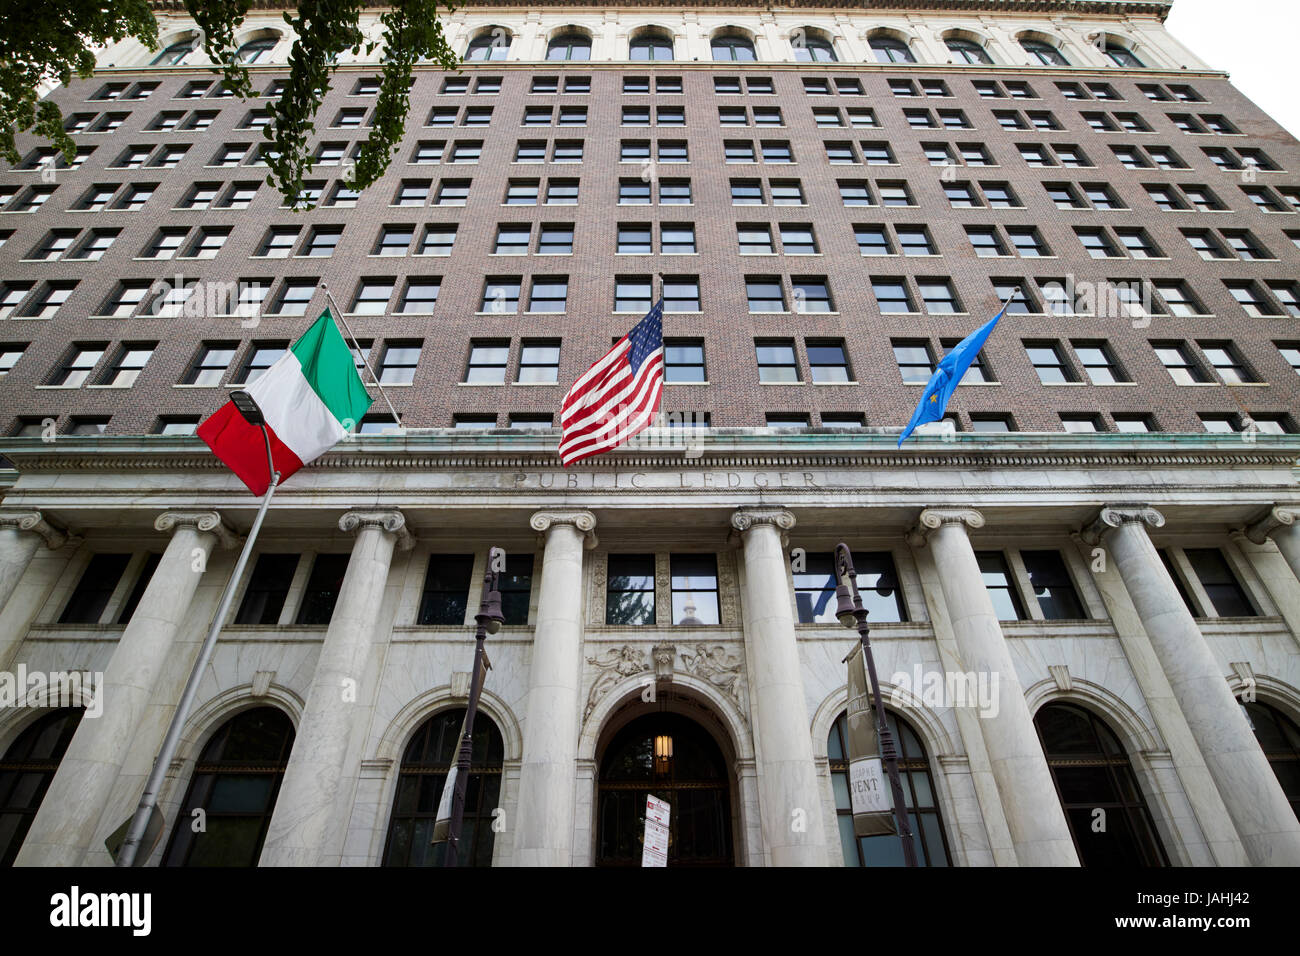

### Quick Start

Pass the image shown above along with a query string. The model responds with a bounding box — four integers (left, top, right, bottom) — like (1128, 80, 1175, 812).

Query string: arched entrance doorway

(597, 711, 734, 866)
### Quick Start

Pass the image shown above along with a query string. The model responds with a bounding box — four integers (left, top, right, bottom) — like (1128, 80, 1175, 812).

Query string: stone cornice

(154, 511, 242, 549)
(0, 510, 70, 549)
(149, 1, 1173, 19)
(1079, 504, 1165, 544)
(339, 510, 416, 550)
(2, 434, 1297, 475)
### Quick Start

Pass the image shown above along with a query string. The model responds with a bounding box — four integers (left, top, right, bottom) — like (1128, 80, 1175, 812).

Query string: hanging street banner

(846, 642, 896, 836)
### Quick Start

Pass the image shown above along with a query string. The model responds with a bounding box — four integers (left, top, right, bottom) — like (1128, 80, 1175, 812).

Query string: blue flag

(897, 303, 1010, 447)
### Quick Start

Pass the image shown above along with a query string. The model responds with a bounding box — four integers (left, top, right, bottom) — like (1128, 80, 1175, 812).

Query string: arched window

(383, 708, 504, 866)
(946, 37, 993, 65)
(1034, 702, 1168, 866)
(162, 706, 295, 866)
(827, 710, 950, 866)
(629, 30, 674, 61)
(1021, 38, 1071, 66)
(465, 29, 511, 62)
(869, 36, 916, 64)
(711, 34, 757, 62)
(0, 708, 84, 866)
(151, 38, 196, 66)
(1103, 44, 1146, 68)
(792, 29, 837, 63)
(235, 36, 277, 64)
(547, 31, 591, 61)
(1241, 700, 1300, 819)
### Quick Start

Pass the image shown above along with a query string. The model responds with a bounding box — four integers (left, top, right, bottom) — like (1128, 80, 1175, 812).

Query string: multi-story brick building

(0, 0, 1298, 867)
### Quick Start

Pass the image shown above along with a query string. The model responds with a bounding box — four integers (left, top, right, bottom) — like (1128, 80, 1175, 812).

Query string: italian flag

(197, 310, 372, 495)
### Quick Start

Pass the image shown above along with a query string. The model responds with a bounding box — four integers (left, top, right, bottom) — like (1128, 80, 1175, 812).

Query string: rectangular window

(417, 554, 474, 625)
(663, 341, 705, 383)
(518, 341, 560, 383)
(504, 179, 538, 205)
(1199, 342, 1253, 384)
(499, 554, 534, 625)
(747, 278, 786, 313)
(527, 277, 568, 313)
(397, 279, 440, 314)
(874, 279, 915, 314)
(482, 277, 521, 313)
(893, 340, 934, 383)
(756, 340, 799, 383)
(976, 552, 1026, 621)
(465, 341, 508, 384)
(1071, 341, 1126, 384)
(606, 554, 655, 625)
(807, 341, 850, 383)
(1184, 549, 1255, 617)
(1021, 550, 1084, 619)
(670, 554, 719, 625)
(235, 554, 301, 625)
(794, 551, 905, 624)
(1154, 343, 1209, 384)
(661, 224, 696, 254)
(351, 279, 395, 314)
(918, 280, 960, 314)
(295, 553, 351, 625)
(377, 341, 421, 384)
(50, 345, 104, 387)
(184, 343, 236, 386)
(98, 344, 153, 387)
(59, 553, 131, 624)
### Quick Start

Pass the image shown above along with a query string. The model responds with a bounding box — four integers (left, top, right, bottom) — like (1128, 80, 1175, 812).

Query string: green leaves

(1, 1, 460, 207)
(0, 0, 157, 164)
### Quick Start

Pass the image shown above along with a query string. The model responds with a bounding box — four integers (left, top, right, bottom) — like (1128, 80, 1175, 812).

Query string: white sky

(1164, 0, 1300, 138)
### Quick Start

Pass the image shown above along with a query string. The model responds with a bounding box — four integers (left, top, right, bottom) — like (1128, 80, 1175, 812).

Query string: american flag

(559, 300, 664, 466)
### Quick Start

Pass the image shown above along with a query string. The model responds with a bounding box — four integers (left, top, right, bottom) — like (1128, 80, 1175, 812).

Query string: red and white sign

(642, 795, 670, 867)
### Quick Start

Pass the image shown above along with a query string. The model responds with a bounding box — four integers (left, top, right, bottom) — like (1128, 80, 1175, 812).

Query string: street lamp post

(833, 542, 919, 867)
(115, 390, 280, 867)
(443, 547, 505, 867)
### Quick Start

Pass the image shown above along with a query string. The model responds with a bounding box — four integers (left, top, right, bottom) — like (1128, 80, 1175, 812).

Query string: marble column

(259, 510, 413, 867)
(513, 510, 595, 867)
(731, 507, 829, 866)
(14, 511, 238, 866)
(1084, 505, 1300, 865)
(0, 511, 69, 669)
(909, 508, 1079, 866)
(1246, 506, 1300, 584)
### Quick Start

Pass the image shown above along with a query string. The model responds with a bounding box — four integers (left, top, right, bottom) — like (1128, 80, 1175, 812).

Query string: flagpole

(116, 400, 280, 867)
(318, 284, 403, 426)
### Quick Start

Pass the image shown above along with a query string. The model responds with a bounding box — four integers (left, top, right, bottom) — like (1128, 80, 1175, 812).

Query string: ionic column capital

(907, 507, 984, 546)
(1245, 505, 1300, 545)
(339, 510, 415, 551)
(0, 510, 70, 549)
(1080, 505, 1166, 546)
(530, 509, 597, 549)
(729, 507, 795, 548)
(154, 511, 241, 549)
